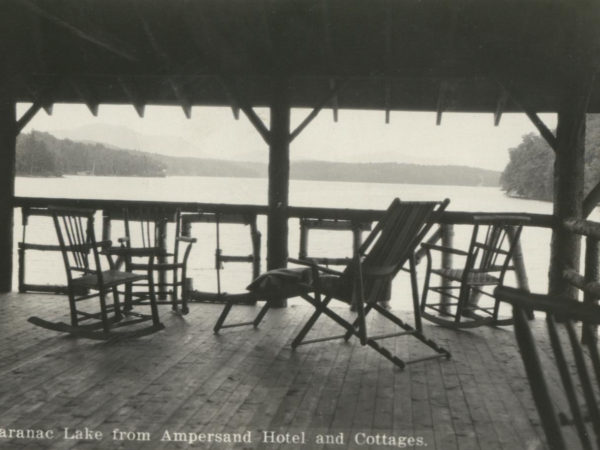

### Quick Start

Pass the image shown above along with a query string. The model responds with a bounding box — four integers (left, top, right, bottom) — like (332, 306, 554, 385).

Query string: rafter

(385, 81, 392, 124)
(18, 0, 138, 62)
(329, 78, 339, 122)
(70, 79, 99, 116)
(118, 78, 146, 118)
(494, 90, 509, 126)
(290, 79, 347, 143)
(436, 82, 449, 126)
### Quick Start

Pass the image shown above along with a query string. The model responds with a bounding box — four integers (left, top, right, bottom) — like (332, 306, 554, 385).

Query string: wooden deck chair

(495, 286, 600, 450)
(420, 218, 524, 328)
(113, 208, 196, 315)
(215, 198, 451, 370)
(28, 207, 164, 340)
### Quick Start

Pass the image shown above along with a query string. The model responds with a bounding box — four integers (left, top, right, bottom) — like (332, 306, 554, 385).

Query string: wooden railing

(13, 196, 554, 296)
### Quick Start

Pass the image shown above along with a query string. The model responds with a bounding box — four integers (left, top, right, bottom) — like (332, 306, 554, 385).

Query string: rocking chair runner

(28, 207, 164, 340)
(214, 198, 451, 370)
(420, 217, 525, 328)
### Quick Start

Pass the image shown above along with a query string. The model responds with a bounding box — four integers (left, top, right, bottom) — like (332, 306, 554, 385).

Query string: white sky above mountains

(19, 103, 556, 172)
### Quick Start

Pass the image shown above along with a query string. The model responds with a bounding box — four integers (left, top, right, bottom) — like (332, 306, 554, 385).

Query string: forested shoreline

(17, 130, 500, 187)
(500, 115, 600, 201)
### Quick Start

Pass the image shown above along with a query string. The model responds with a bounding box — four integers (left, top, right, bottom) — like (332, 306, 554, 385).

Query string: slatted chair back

(467, 223, 523, 282)
(496, 287, 600, 450)
(123, 208, 165, 249)
(342, 198, 449, 303)
(51, 207, 100, 282)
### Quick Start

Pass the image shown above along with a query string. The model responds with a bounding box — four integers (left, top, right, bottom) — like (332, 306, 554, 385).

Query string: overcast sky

(19, 103, 556, 172)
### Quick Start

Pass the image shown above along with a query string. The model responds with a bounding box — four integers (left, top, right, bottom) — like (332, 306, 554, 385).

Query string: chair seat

(431, 268, 500, 286)
(246, 267, 352, 302)
(71, 270, 147, 289)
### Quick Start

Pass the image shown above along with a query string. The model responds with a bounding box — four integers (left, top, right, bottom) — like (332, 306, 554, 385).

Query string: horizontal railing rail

(13, 196, 557, 227)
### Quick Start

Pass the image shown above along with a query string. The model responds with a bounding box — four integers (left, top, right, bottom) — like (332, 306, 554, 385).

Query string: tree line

(500, 115, 600, 201)
(16, 131, 165, 177)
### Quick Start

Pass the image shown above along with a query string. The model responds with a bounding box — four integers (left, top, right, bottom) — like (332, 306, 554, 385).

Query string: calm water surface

(15, 175, 581, 311)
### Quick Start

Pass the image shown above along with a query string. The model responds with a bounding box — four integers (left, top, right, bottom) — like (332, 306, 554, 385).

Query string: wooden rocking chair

(495, 286, 600, 450)
(215, 198, 451, 370)
(28, 207, 164, 340)
(420, 218, 524, 329)
(107, 208, 196, 315)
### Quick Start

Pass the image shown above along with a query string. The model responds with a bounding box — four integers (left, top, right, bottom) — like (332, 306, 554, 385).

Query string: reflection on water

(15, 175, 580, 311)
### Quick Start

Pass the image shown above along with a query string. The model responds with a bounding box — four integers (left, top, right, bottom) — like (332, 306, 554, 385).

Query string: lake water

(14, 175, 584, 313)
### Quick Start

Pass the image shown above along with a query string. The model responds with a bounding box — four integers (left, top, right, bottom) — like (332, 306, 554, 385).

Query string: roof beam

(17, 0, 138, 62)
(138, 15, 193, 118)
(14, 81, 59, 134)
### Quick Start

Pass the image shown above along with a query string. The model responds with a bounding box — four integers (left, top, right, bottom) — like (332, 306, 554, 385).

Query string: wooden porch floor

(0, 292, 552, 450)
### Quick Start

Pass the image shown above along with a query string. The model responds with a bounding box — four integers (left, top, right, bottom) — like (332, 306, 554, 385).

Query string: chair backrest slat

(51, 207, 99, 280)
(342, 198, 448, 302)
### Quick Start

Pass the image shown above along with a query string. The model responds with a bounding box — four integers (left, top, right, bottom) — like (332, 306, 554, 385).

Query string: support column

(548, 87, 588, 299)
(267, 78, 290, 307)
(0, 97, 16, 292)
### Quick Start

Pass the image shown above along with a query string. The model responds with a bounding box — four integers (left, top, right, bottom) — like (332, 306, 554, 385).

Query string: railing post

(157, 218, 168, 300)
(440, 224, 454, 314)
(507, 226, 533, 319)
(0, 97, 16, 292)
(583, 235, 599, 344)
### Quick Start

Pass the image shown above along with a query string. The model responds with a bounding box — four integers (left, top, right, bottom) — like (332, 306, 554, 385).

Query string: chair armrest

(421, 242, 469, 256)
(287, 257, 344, 276)
(176, 236, 197, 244)
(494, 285, 600, 324)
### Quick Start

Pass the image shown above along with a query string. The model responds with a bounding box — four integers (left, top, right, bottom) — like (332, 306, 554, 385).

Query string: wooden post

(440, 224, 454, 314)
(583, 235, 599, 344)
(0, 97, 16, 292)
(548, 86, 588, 299)
(267, 77, 291, 307)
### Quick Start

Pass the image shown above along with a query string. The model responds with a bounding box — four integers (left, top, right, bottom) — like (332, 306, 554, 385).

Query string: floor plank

(0, 293, 572, 449)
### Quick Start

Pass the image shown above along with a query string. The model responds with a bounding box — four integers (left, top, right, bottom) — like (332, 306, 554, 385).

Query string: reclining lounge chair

(215, 198, 451, 369)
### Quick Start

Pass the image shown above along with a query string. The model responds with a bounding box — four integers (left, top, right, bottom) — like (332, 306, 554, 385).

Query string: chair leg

(291, 295, 333, 348)
(455, 283, 471, 324)
(180, 266, 189, 315)
(67, 288, 78, 327)
(98, 290, 110, 334)
(214, 297, 235, 333)
(409, 256, 422, 333)
(171, 268, 178, 314)
(111, 286, 123, 321)
(124, 282, 133, 312)
(252, 300, 271, 328)
(147, 272, 161, 328)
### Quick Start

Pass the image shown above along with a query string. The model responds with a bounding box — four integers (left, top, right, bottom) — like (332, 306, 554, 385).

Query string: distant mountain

(52, 124, 209, 159)
(17, 130, 500, 186)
